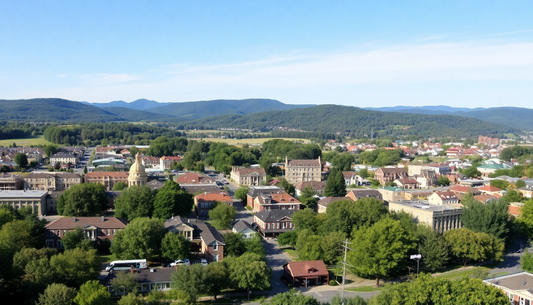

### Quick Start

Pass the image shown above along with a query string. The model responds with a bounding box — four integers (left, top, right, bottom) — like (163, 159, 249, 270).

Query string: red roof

(284, 260, 329, 278)
(478, 185, 502, 192)
(195, 192, 233, 203)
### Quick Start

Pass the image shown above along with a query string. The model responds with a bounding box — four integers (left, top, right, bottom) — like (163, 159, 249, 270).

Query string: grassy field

(189, 137, 310, 146)
(0, 136, 51, 147)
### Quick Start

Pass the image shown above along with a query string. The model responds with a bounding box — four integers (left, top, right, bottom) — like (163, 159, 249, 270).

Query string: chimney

(101, 216, 105, 222)
(73, 217, 76, 222)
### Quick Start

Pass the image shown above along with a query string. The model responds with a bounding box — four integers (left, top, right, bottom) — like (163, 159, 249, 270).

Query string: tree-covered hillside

(145, 98, 312, 120)
(187, 105, 520, 138)
(0, 98, 122, 122)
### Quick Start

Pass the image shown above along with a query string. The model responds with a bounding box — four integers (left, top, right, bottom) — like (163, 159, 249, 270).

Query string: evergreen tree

(324, 168, 347, 197)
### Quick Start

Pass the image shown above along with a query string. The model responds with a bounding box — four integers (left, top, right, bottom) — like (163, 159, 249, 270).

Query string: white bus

(105, 259, 147, 272)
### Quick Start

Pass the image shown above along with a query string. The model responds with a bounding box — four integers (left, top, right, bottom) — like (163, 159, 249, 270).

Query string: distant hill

(102, 107, 176, 121)
(141, 98, 313, 120)
(0, 98, 123, 122)
(93, 98, 166, 111)
(366, 106, 533, 130)
(187, 104, 520, 138)
(86, 98, 313, 120)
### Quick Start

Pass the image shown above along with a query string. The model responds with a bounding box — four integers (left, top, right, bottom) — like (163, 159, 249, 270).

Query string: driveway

(262, 238, 291, 296)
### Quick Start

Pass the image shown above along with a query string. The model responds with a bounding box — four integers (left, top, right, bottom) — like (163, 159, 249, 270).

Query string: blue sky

(0, 1, 532, 108)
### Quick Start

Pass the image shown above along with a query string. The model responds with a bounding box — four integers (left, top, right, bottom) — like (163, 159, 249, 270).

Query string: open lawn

(0, 135, 51, 147)
(189, 137, 310, 146)
(434, 266, 492, 280)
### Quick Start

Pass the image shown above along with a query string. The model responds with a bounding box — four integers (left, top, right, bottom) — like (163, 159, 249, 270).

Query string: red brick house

(254, 209, 295, 237)
(194, 192, 233, 216)
(164, 217, 225, 262)
(44, 216, 127, 249)
(374, 167, 408, 186)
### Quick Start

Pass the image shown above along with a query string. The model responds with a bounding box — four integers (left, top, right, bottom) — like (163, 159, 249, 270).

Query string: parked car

(170, 259, 190, 267)
(200, 259, 208, 266)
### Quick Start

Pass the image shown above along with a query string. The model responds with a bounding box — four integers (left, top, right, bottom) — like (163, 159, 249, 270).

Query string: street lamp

(410, 254, 422, 275)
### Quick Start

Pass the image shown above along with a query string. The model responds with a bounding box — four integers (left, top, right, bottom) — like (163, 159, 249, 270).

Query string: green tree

(74, 280, 113, 305)
(208, 204, 237, 229)
(278, 178, 295, 196)
(51, 248, 100, 288)
(519, 199, 533, 236)
(62, 227, 94, 250)
(444, 228, 504, 267)
(37, 283, 76, 305)
(222, 232, 246, 257)
(114, 186, 157, 221)
(330, 295, 367, 305)
(502, 189, 525, 203)
(205, 262, 228, 300)
(462, 166, 481, 178)
(113, 182, 128, 191)
(277, 231, 298, 247)
(358, 168, 369, 179)
(490, 179, 510, 190)
(171, 264, 206, 304)
(416, 226, 449, 272)
(57, 183, 109, 216)
(0, 219, 43, 253)
(44, 145, 59, 158)
(292, 208, 320, 233)
(15, 153, 28, 169)
(461, 199, 509, 240)
(325, 198, 387, 236)
(299, 186, 318, 209)
(516, 179, 527, 189)
(367, 273, 508, 305)
(348, 218, 416, 286)
(110, 271, 139, 295)
(225, 252, 271, 300)
(161, 232, 190, 260)
(521, 252, 533, 273)
(234, 186, 250, 204)
(244, 234, 266, 257)
(152, 180, 193, 220)
(437, 176, 451, 186)
(117, 293, 145, 305)
(324, 168, 347, 197)
(111, 217, 165, 259)
(261, 289, 322, 305)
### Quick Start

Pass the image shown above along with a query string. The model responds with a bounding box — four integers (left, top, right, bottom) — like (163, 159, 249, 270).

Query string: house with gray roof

(484, 271, 533, 304)
(253, 209, 295, 237)
(231, 220, 256, 239)
(0, 190, 48, 216)
(164, 217, 225, 262)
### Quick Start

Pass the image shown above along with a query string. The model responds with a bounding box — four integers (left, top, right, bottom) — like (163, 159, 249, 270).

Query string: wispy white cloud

(18, 41, 533, 105)
(57, 74, 67, 78)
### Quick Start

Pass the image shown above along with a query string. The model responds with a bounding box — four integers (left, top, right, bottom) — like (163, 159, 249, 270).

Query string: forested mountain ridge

(0, 98, 124, 123)
(366, 106, 533, 130)
(141, 98, 313, 120)
(186, 104, 520, 138)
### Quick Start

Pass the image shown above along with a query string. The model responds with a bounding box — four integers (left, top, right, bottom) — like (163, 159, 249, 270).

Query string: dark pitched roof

(232, 220, 253, 233)
(189, 219, 225, 245)
(247, 186, 284, 197)
(287, 159, 321, 167)
(45, 217, 127, 230)
(146, 180, 165, 190)
(317, 197, 348, 207)
(254, 209, 295, 222)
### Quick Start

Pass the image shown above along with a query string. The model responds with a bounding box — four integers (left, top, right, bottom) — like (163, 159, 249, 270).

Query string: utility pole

(341, 239, 353, 305)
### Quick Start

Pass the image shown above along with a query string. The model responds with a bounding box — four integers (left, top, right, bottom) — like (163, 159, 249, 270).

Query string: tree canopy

(57, 183, 109, 216)
(152, 180, 193, 220)
(110, 217, 165, 259)
(114, 185, 157, 221)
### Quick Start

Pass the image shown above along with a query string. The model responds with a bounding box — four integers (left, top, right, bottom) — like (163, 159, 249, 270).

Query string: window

(57, 241, 63, 249)
(113, 229, 116, 235)
(46, 240, 54, 248)
(213, 243, 218, 250)
(57, 230, 61, 236)
(276, 223, 280, 229)
(49, 230, 54, 236)
(214, 255, 219, 262)
(107, 229, 110, 236)
(267, 223, 270, 229)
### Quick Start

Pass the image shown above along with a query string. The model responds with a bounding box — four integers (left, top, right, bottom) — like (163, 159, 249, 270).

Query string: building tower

(128, 153, 148, 187)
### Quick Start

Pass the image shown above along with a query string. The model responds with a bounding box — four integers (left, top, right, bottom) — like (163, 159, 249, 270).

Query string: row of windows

(266, 222, 292, 230)
(288, 167, 319, 172)
(49, 228, 117, 237)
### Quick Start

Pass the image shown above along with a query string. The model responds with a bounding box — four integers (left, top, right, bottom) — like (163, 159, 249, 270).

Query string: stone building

(0, 190, 48, 216)
(284, 157, 321, 184)
(388, 200, 463, 233)
(84, 172, 129, 191)
(230, 167, 266, 186)
(24, 172, 81, 191)
(128, 153, 148, 187)
(0, 173, 23, 190)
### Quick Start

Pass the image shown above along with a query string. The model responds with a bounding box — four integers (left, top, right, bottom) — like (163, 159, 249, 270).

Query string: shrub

(329, 279, 338, 286)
